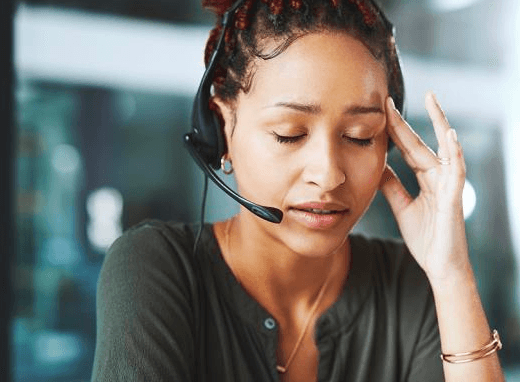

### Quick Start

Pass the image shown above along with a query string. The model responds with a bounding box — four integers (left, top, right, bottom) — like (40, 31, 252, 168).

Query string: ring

(438, 157, 451, 165)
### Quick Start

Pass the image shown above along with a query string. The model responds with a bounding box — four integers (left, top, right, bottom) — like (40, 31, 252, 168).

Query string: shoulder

(98, 220, 206, 302)
(105, 220, 198, 269)
(109, 219, 197, 257)
(93, 220, 206, 380)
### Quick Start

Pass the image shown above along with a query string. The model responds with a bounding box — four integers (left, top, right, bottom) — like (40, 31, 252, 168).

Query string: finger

(379, 164, 413, 216)
(386, 97, 438, 172)
(446, 128, 466, 192)
(425, 91, 450, 160)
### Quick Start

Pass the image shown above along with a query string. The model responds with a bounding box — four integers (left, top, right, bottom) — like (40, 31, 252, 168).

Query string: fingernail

(450, 129, 458, 142)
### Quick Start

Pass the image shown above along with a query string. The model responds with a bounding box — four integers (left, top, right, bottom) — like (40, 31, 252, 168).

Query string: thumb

(379, 165, 413, 217)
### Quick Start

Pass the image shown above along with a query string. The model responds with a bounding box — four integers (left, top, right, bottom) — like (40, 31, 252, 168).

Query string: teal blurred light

(428, 0, 482, 12)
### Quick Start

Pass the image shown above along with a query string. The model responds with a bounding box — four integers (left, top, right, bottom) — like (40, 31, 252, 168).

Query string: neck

(216, 213, 350, 316)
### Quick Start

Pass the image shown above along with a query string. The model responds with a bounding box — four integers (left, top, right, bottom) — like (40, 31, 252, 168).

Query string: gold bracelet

(440, 329, 502, 364)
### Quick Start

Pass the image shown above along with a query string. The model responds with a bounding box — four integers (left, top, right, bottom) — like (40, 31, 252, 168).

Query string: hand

(379, 92, 471, 283)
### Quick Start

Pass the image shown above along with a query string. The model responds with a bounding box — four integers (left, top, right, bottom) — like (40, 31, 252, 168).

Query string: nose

(302, 134, 346, 191)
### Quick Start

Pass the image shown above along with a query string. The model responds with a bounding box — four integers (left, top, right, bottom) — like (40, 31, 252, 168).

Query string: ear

(210, 96, 235, 155)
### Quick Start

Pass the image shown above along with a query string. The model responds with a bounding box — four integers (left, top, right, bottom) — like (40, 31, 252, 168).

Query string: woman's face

(219, 32, 389, 257)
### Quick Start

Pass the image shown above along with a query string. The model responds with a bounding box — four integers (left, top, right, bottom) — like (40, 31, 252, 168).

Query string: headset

(184, 0, 404, 225)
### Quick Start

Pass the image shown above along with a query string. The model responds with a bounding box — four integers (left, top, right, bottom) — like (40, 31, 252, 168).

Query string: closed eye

(346, 136, 374, 147)
(273, 132, 374, 146)
(273, 132, 306, 144)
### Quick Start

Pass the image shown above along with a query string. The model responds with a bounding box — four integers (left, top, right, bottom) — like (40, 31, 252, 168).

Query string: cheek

(347, 147, 387, 199)
(230, 131, 288, 202)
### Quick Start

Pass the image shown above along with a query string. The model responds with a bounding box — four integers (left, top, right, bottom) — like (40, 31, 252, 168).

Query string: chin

(279, 224, 352, 259)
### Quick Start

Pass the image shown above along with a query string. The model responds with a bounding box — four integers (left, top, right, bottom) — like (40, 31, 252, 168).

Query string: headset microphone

(184, 134, 283, 223)
(184, 0, 283, 224)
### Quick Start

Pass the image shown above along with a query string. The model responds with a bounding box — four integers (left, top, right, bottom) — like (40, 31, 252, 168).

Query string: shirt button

(264, 318, 276, 330)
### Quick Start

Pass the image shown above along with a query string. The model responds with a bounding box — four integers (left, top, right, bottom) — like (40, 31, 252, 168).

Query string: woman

(91, 0, 505, 381)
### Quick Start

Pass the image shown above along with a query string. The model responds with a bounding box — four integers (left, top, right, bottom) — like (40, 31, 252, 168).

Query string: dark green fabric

(91, 220, 444, 381)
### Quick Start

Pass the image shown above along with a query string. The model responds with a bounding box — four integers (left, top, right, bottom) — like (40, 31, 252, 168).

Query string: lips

(291, 201, 348, 213)
(288, 202, 349, 229)
(296, 208, 342, 215)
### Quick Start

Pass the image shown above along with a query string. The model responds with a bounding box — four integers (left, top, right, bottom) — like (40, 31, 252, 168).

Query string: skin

(384, 95, 504, 381)
(221, 31, 388, 259)
(212, 31, 505, 382)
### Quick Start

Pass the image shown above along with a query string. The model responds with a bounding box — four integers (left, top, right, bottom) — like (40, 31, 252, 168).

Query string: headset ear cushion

(212, 111, 226, 159)
(208, 99, 227, 159)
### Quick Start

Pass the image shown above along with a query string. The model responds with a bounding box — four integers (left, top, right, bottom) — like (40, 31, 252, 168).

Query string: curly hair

(202, 0, 404, 113)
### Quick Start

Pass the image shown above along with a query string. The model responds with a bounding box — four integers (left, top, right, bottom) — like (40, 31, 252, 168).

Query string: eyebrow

(266, 101, 384, 115)
(268, 102, 321, 114)
(344, 105, 384, 115)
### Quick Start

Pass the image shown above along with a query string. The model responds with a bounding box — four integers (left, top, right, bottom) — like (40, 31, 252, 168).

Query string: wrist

(427, 262, 476, 296)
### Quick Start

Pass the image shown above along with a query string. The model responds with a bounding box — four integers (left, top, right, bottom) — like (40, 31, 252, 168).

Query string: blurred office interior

(10, 0, 520, 380)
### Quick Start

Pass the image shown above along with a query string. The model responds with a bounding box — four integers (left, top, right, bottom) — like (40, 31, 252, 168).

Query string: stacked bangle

(440, 329, 502, 364)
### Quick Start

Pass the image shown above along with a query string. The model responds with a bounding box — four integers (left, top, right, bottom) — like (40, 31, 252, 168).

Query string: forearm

(430, 263, 505, 382)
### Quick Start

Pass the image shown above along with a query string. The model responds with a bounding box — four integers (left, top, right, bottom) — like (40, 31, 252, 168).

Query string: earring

(220, 155, 234, 175)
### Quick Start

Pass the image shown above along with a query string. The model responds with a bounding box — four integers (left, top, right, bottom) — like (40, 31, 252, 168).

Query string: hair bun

(202, 0, 236, 16)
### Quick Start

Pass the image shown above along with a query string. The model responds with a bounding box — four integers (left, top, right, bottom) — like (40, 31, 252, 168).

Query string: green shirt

(92, 220, 443, 381)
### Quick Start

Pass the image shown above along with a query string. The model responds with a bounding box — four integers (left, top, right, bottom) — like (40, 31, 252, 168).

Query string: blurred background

(9, 0, 520, 380)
